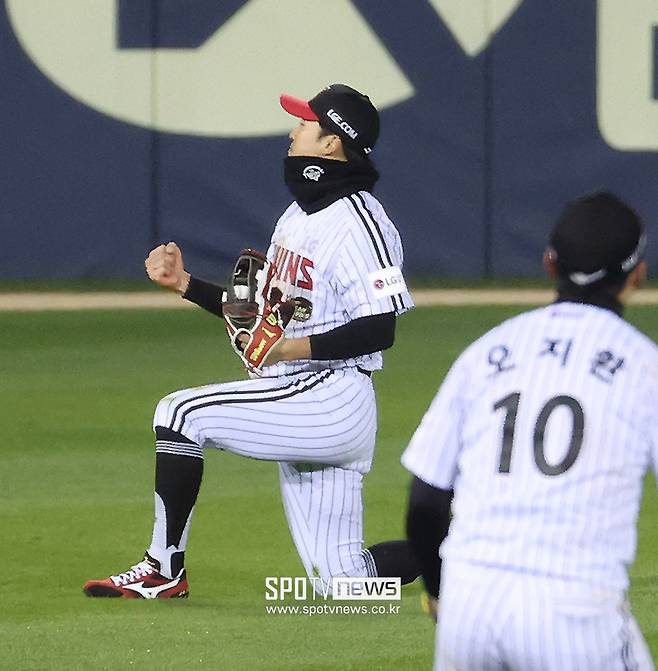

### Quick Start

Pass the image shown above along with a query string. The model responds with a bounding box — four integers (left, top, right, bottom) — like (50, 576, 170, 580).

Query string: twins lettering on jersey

(487, 338, 625, 384)
(270, 244, 314, 291)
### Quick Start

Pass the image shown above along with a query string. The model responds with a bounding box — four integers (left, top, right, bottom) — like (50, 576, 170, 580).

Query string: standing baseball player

(84, 84, 419, 598)
(403, 193, 655, 669)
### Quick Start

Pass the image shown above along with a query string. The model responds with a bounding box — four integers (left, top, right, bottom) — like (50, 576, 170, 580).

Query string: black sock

(153, 426, 203, 576)
(365, 539, 421, 584)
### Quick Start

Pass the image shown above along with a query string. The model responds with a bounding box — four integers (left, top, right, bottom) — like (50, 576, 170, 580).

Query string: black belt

(356, 366, 372, 378)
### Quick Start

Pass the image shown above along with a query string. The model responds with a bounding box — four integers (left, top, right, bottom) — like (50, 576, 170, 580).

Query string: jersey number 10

(493, 392, 584, 476)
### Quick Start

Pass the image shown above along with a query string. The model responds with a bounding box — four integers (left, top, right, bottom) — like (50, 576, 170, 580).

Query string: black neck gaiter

(284, 156, 380, 214)
(555, 282, 623, 317)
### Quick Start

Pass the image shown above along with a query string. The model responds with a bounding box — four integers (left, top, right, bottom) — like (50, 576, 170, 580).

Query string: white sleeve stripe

(345, 194, 399, 313)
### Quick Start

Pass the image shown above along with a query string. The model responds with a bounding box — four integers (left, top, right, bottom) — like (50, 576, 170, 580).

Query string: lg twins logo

(302, 166, 324, 182)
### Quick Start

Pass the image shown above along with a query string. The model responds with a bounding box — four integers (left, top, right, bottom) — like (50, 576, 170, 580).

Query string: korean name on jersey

(403, 301, 658, 591)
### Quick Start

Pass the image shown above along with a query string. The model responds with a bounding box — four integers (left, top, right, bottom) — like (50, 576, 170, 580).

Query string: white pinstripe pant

(435, 562, 654, 671)
(151, 369, 377, 581)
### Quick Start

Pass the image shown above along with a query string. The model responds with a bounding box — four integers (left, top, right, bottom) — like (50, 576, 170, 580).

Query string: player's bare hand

(420, 593, 439, 622)
(145, 242, 190, 294)
(266, 337, 311, 366)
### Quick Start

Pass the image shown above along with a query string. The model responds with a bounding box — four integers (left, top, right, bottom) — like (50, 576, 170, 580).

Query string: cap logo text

(326, 109, 358, 139)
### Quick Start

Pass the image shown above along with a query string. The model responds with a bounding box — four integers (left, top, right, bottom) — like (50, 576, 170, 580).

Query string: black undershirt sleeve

(181, 276, 225, 318)
(406, 476, 453, 598)
(182, 276, 395, 361)
(309, 312, 396, 360)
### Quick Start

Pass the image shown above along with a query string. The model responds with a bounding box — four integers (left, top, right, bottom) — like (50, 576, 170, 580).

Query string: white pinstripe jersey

(402, 301, 658, 590)
(260, 191, 413, 377)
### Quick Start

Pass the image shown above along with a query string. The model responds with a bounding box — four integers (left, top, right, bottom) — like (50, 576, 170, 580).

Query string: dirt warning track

(2, 289, 658, 311)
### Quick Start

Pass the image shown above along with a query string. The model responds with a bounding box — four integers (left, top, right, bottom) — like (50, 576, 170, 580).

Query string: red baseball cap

(279, 94, 319, 122)
(279, 84, 379, 156)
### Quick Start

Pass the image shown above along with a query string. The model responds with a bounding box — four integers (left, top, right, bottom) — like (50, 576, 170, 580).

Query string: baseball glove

(222, 249, 293, 373)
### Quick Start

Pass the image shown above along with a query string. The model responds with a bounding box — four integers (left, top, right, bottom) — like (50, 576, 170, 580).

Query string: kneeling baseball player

(84, 84, 419, 598)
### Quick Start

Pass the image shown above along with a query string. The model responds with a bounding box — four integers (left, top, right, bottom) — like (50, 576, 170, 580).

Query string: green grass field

(2, 305, 657, 670)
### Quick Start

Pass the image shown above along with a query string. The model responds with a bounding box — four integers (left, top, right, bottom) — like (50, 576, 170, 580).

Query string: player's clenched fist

(145, 242, 191, 294)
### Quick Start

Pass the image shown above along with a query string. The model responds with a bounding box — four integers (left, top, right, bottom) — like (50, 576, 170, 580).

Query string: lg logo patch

(369, 267, 408, 300)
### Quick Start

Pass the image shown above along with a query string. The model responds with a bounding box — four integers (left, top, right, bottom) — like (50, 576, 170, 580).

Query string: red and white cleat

(83, 553, 189, 599)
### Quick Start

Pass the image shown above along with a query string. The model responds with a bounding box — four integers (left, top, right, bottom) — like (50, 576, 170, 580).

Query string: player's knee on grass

(365, 540, 420, 584)
(306, 551, 372, 593)
(308, 544, 419, 592)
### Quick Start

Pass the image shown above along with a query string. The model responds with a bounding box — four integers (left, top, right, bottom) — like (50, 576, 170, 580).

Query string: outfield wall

(1, 1, 657, 280)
